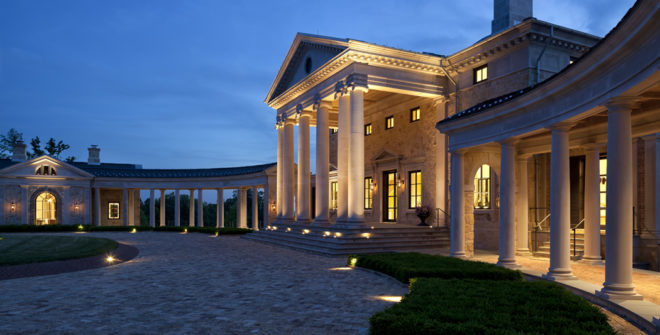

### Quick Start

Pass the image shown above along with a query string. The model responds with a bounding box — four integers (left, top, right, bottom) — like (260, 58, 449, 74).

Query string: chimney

(492, 0, 533, 35)
(11, 141, 27, 162)
(88, 145, 100, 165)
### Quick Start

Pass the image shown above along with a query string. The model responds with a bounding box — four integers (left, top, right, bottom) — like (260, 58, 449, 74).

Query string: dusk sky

(1, 0, 635, 170)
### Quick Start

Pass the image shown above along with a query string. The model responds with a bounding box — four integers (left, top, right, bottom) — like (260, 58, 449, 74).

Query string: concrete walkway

(0, 232, 406, 335)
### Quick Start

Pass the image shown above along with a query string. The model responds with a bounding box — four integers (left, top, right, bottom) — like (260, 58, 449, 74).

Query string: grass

(348, 252, 523, 283)
(370, 278, 615, 335)
(0, 235, 118, 266)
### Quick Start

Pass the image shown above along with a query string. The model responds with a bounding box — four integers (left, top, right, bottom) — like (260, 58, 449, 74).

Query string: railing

(434, 208, 450, 228)
(571, 218, 585, 257)
(533, 213, 551, 252)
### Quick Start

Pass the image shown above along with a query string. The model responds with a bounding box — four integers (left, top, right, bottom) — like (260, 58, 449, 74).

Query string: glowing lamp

(350, 257, 358, 266)
(10, 201, 15, 212)
(105, 256, 116, 263)
(361, 233, 371, 239)
(302, 229, 310, 235)
(334, 232, 342, 238)
(131, 228, 137, 233)
(286, 227, 291, 232)
(183, 228, 188, 233)
(78, 225, 84, 230)
(323, 231, 331, 237)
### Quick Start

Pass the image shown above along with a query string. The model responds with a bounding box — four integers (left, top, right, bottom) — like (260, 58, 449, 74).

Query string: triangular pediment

(0, 156, 94, 179)
(373, 149, 402, 162)
(266, 33, 348, 104)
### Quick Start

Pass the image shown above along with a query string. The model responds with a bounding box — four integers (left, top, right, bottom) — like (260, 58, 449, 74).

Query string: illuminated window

(385, 115, 394, 129)
(35, 192, 56, 225)
(35, 165, 56, 176)
(410, 107, 420, 122)
(474, 64, 488, 84)
(409, 171, 422, 208)
(474, 164, 491, 209)
(599, 157, 607, 226)
(108, 202, 120, 219)
(330, 182, 338, 210)
(384, 170, 397, 221)
(330, 128, 338, 134)
(364, 177, 373, 209)
(365, 123, 373, 136)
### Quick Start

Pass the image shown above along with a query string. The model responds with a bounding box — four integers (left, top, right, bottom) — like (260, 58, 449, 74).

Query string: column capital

(548, 121, 574, 132)
(450, 148, 468, 155)
(334, 80, 346, 98)
(583, 142, 603, 152)
(499, 138, 518, 146)
(346, 73, 368, 93)
(516, 154, 532, 162)
(606, 96, 639, 112)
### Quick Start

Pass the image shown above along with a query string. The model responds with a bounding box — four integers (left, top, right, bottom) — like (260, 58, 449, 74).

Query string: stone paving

(0, 232, 407, 334)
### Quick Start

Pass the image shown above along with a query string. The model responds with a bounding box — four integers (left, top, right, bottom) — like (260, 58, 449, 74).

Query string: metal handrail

(535, 214, 551, 231)
(572, 218, 584, 257)
(434, 208, 450, 228)
(533, 213, 551, 252)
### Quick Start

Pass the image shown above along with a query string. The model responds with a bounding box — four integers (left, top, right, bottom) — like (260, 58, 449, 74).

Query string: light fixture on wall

(74, 201, 80, 214)
(397, 178, 404, 189)
(270, 202, 276, 212)
(10, 201, 15, 212)
(371, 181, 377, 193)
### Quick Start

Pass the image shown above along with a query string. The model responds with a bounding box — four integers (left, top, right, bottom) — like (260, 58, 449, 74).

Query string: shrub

(370, 278, 614, 335)
(348, 252, 523, 283)
(0, 224, 251, 235)
(0, 224, 79, 232)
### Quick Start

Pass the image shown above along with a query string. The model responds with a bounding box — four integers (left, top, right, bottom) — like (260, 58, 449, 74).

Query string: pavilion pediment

(373, 149, 402, 163)
(0, 156, 94, 179)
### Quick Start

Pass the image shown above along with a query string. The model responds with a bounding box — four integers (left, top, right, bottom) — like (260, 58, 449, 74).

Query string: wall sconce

(270, 202, 276, 212)
(370, 181, 377, 194)
(10, 201, 16, 213)
(74, 202, 80, 214)
(397, 178, 404, 189)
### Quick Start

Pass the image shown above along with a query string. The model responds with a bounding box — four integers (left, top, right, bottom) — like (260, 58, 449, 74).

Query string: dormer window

(474, 64, 488, 84)
(36, 165, 56, 176)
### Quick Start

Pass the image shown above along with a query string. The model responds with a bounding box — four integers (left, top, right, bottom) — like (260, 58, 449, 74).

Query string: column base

(497, 258, 521, 269)
(295, 219, 312, 225)
(542, 268, 578, 281)
(515, 248, 532, 256)
(579, 256, 604, 265)
(311, 218, 330, 227)
(450, 251, 468, 259)
(596, 284, 643, 301)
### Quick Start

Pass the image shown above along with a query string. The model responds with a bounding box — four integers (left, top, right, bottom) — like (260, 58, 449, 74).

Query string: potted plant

(415, 205, 432, 226)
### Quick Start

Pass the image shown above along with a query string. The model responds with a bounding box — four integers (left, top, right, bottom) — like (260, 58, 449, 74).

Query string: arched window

(474, 164, 491, 209)
(36, 192, 57, 225)
(35, 165, 56, 176)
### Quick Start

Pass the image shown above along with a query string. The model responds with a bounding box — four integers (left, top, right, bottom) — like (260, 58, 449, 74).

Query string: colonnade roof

(73, 162, 276, 178)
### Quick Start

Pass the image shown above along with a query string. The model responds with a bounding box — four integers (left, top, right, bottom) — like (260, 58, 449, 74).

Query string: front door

(35, 192, 57, 225)
(383, 170, 397, 222)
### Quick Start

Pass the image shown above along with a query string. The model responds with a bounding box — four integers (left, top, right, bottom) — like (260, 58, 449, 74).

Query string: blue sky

(0, 0, 635, 169)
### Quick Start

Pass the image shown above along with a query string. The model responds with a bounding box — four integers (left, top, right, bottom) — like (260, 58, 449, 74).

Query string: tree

(45, 138, 70, 159)
(0, 128, 24, 158)
(29, 137, 45, 158)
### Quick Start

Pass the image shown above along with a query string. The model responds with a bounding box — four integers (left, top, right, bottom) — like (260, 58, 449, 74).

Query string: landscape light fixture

(105, 256, 116, 263)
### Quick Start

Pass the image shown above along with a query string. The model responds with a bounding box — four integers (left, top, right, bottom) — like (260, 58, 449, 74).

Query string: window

(410, 107, 421, 122)
(385, 115, 394, 129)
(330, 182, 338, 210)
(35, 192, 56, 225)
(474, 64, 488, 84)
(365, 123, 373, 136)
(599, 157, 607, 226)
(364, 177, 373, 209)
(35, 165, 56, 176)
(383, 170, 397, 221)
(330, 128, 338, 134)
(474, 164, 491, 209)
(409, 171, 422, 208)
(108, 202, 120, 219)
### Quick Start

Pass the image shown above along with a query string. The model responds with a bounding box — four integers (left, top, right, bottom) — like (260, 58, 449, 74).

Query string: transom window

(108, 202, 120, 219)
(409, 171, 422, 208)
(474, 164, 491, 209)
(385, 115, 394, 129)
(365, 123, 373, 136)
(410, 107, 421, 122)
(364, 177, 373, 209)
(474, 64, 488, 84)
(35, 165, 56, 176)
(330, 182, 338, 210)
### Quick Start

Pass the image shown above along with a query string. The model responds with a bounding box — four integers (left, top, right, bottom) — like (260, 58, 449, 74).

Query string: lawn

(0, 235, 118, 265)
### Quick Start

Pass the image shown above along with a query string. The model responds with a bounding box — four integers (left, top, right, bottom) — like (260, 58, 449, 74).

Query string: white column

(282, 119, 295, 222)
(219, 188, 225, 228)
(189, 189, 195, 227)
(348, 84, 367, 224)
(174, 189, 181, 227)
(276, 121, 284, 219)
(314, 101, 331, 225)
(263, 183, 269, 227)
(128, 189, 135, 226)
(642, 135, 656, 239)
(252, 187, 259, 230)
(159, 189, 166, 226)
(450, 151, 466, 258)
(149, 189, 155, 227)
(336, 85, 350, 221)
(122, 188, 128, 226)
(297, 112, 312, 224)
(216, 188, 222, 228)
(197, 189, 203, 227)
(582, 144, 602, 262)
(656, 134, 660, 272)
(516, 157, 531, 254)
(598, 100, 641, 300)
(84, 187, 92, 225)
(94, 187, 101, 226)
(544, 124, 576, 280)
(498, 140, 518, 267)
(239, 188, 247, 228)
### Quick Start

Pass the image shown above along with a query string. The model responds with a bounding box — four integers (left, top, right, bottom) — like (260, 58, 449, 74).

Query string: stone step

(249, 231, 449, 248)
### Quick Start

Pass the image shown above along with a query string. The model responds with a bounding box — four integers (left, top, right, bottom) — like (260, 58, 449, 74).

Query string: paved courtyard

(0, 232, 407, 334)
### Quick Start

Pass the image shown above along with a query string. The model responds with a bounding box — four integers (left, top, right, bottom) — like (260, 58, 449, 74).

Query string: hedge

(0, 224, 252, 235)
(370, 278, 614, 335)
(348, 252, 523, 283)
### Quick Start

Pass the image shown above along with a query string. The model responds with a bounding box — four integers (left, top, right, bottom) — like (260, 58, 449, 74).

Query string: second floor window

(365, 123, 372, 136)
(386, 115, 394, 129)
(474, 64, 488, 84)
(410, 107, 420, 122)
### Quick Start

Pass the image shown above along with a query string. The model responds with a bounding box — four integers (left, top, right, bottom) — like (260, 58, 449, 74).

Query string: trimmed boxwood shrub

(370, 278, 614, 335)
(0, 224, 79, 232)
(348, 252, 523, 283)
